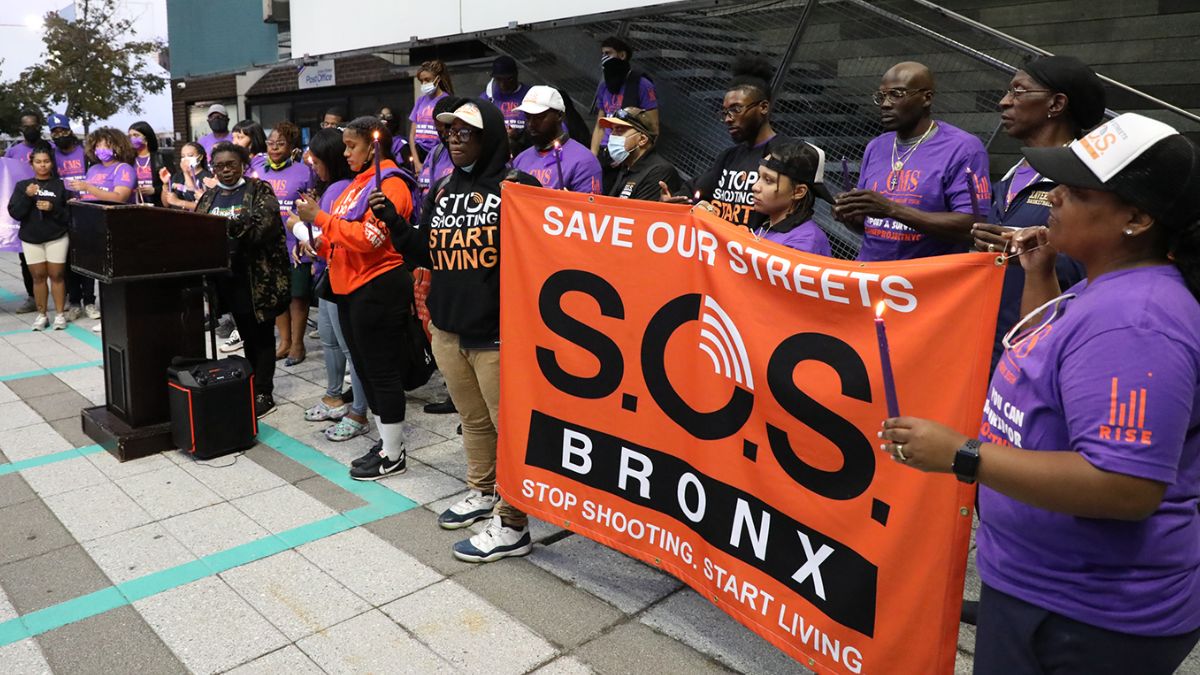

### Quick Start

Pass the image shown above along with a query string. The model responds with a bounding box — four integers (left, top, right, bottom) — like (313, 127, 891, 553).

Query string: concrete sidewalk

(3, 250, 1165, 675)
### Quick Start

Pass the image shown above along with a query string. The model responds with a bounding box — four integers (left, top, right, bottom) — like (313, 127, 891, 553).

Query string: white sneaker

(64, 305, 81, 321)
(452, 516, 532, 562)
(52, 314, 67, 330)
(84, 304, 101, 319)
(31, 314, 48, 331)
(219, 329, 242, 353)
(92, 323, 102, 333)
(437, 490, 498, 529)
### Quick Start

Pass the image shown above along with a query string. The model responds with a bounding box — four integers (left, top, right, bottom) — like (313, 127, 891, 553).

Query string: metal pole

(770, 0, 820, 95)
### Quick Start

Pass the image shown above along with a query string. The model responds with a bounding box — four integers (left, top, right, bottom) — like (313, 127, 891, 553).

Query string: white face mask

(420, 82, 437, 96)
(606, 132, 632, 164)
(218, 177, 246, 191)
(181, 156, 197, 169)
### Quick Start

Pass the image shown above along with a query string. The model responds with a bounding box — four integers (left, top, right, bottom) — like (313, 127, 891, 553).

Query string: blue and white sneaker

(452, 516, 532, 563)
(437, 490, 497, 530)
(349, 446, 406, 481)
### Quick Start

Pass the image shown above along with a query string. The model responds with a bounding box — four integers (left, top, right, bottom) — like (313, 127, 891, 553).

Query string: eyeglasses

(718, 100, 764, 120)
(1001, 292, 1076, 351)
(871, 88, 930, 105)
(447, 127, 476, 143)
(265, 141, 289, 149)
(1003, 87, 1052, 99)
(211, 160, 242, 172)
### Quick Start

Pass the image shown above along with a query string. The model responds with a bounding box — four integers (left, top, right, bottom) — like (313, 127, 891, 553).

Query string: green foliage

(15, 0, 167, 133)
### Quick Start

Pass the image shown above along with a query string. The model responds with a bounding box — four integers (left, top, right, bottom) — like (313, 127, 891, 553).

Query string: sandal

(284, 350, 306, 367)
(325, 416, 369, 442)
(305, 400, 348, 422)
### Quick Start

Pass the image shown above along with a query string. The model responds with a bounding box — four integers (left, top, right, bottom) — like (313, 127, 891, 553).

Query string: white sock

(378, 418, 407, 461)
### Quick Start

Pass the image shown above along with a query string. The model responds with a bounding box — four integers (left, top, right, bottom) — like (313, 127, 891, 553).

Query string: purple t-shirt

(197, 132, 233, 160)
(594, 76, 657, 144)
(391, 136, 409, 164)
(760, 218, 832, 257)
(418, 144, 454, 194)
(134, 155, 154, 202)
(4, 142, 34, 163)
(409, 92, 448, 154)
(855, 121, 990, 261)
(262, 160, 316, 258)
(977, 265, 1200, 636)
(483, 83, 532, 132)
(246, 153, 268, 178)
(511, 139, 602, 193)
(77, 162, 135, 203)
(311, 177, 353, 276)
(55, 145, 87, 185)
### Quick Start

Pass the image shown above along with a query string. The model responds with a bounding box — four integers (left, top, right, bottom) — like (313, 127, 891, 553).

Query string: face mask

(601, 57, 631, 93)
(217, 177, 245, 191)
(53, 136, 75, 151)
(22, 127, 40, 144)
(606, 133, 631, 165)
(181, 156, 197, 169)
(95, 147, 115, 163)
(420, 82, 437, 96)
(209, 117, 229, 134)
(130, 136, 146, 150)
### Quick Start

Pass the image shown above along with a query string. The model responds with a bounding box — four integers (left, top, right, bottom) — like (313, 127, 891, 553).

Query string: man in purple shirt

(833, 62, 990, 261)
(480, 56, 531, 141)
(48, 114, 85, 188)
(512, 86, 601, 194)
(4, 111, 43, 164)
(590, 37, 658, 159)
(196, 104, 233, 160)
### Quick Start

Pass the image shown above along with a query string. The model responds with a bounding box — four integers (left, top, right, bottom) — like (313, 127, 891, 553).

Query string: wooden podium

(70, 202, 229, 461)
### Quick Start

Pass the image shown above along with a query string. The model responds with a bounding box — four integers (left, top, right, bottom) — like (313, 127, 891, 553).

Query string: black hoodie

(7, 177, 71, 244)
(389, 99, 536, 345)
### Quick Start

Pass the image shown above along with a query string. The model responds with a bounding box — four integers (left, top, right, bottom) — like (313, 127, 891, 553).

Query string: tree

(0, 62, 43, 134)
(19, 0, 167, 134)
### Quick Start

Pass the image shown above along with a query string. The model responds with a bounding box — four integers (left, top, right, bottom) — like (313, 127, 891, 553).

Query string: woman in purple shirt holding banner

(746, 140, 832, 256)
(879, 113, 1200, 674)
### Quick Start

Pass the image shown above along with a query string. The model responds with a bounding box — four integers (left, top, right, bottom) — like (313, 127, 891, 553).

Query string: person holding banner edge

(748, 139, 833, 256)
(879, 113, 1200, 674)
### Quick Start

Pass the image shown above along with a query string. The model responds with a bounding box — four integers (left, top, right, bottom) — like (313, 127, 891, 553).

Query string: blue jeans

(318, 299, 366, 415)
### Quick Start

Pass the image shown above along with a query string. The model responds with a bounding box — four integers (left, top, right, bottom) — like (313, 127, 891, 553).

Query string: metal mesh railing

(485, 0, 1198, 259)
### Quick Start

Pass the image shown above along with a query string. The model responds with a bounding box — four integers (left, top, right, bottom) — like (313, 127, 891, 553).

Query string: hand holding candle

(372, 130, 383, 192)
(841, 156, 851, 192)
(965, 167, 982, 223)
(551, 139, 565, 190)
(874, 301, 900, 418)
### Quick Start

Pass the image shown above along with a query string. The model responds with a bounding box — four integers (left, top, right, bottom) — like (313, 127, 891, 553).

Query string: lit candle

(372, 130, 383, 192)
(551, 138, 565, 190)
(965, 167, 982, 223)
(841, 156, 851, 192)
(874, 301, 900, 418)
(692, 190, 701, 204)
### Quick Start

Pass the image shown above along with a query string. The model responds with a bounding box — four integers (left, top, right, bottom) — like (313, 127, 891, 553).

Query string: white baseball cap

(516, 86, 566, 115)
(207, 104, 228, 117)
(435, 102, 484, 129)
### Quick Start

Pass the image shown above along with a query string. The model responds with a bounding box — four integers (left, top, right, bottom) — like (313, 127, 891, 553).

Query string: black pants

(336, 266, 413, 424)
(66, 266, 95, 306)
(232, 312, 276, 398)
(18, 253, 33, 297)
(975, 583, 1200, 675)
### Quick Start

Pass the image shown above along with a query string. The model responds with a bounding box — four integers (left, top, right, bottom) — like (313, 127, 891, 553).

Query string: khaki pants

(430, 322, 527, 528)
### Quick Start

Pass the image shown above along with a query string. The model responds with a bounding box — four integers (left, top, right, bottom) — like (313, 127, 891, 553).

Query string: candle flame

(693, 190, 701, 200)
(373, 130, 380, 140)
(875, 300, 886, 318)
(552, 139, 561, 150)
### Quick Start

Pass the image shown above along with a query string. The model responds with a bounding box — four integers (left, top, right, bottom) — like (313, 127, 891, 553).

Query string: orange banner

(497, 184, 1003, 674)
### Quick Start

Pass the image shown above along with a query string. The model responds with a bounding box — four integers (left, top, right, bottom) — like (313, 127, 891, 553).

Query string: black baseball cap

(492, 56, 518, 77)
(761, 140, 835, 203)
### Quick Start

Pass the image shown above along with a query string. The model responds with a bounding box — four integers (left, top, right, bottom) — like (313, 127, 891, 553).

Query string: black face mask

(602, 57, 631, 94)
(209, 117, 229, 134)
(53, 136, 76, 151)
(21, 127, 40, 144)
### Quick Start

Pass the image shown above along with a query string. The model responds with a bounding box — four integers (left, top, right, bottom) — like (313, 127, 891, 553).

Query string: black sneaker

(350, 447, 406, 481)
(254, 393, 276, 419)
(423, 398, 457, 414)
(351, 440, 383, 468)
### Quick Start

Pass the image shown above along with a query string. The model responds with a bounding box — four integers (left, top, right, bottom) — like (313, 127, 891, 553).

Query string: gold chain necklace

(888, 122, 937, 190)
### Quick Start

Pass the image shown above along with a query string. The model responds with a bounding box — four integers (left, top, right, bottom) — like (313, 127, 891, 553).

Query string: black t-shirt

(168, 168, 213, 204)
(206, 183, 253, 314)
(694, 134, 792, 230)
(607, 149, 683, 202)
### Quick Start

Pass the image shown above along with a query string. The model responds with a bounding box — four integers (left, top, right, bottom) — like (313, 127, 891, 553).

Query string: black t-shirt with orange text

(694, 134, 792, 230)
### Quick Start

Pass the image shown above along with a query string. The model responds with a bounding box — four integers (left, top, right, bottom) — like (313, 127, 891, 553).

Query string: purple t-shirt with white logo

(977, 265, 1200, 636)
(262, 160, 315, 259)
(409, 92, 448, 155)
(77, 162, 135, 203)
(594, 76, 657, 144)
(511, 139, 602, 194)
(483, 83, 532, 132)
(855, 121, 990, 261)
(55, 145, 87, 185)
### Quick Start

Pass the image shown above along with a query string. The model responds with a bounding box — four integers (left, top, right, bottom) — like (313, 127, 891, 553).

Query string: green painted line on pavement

(0, 422, 417, 647)
(0, 360, 103, 382)
(64, 323, 102, 351)
(0, 444, 104, 476)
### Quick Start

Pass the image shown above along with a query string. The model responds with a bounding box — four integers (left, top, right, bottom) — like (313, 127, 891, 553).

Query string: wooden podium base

(82, 405, 175, 462)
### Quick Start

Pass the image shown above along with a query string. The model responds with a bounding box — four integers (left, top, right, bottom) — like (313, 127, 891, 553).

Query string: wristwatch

(953, 439, 982, 484)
